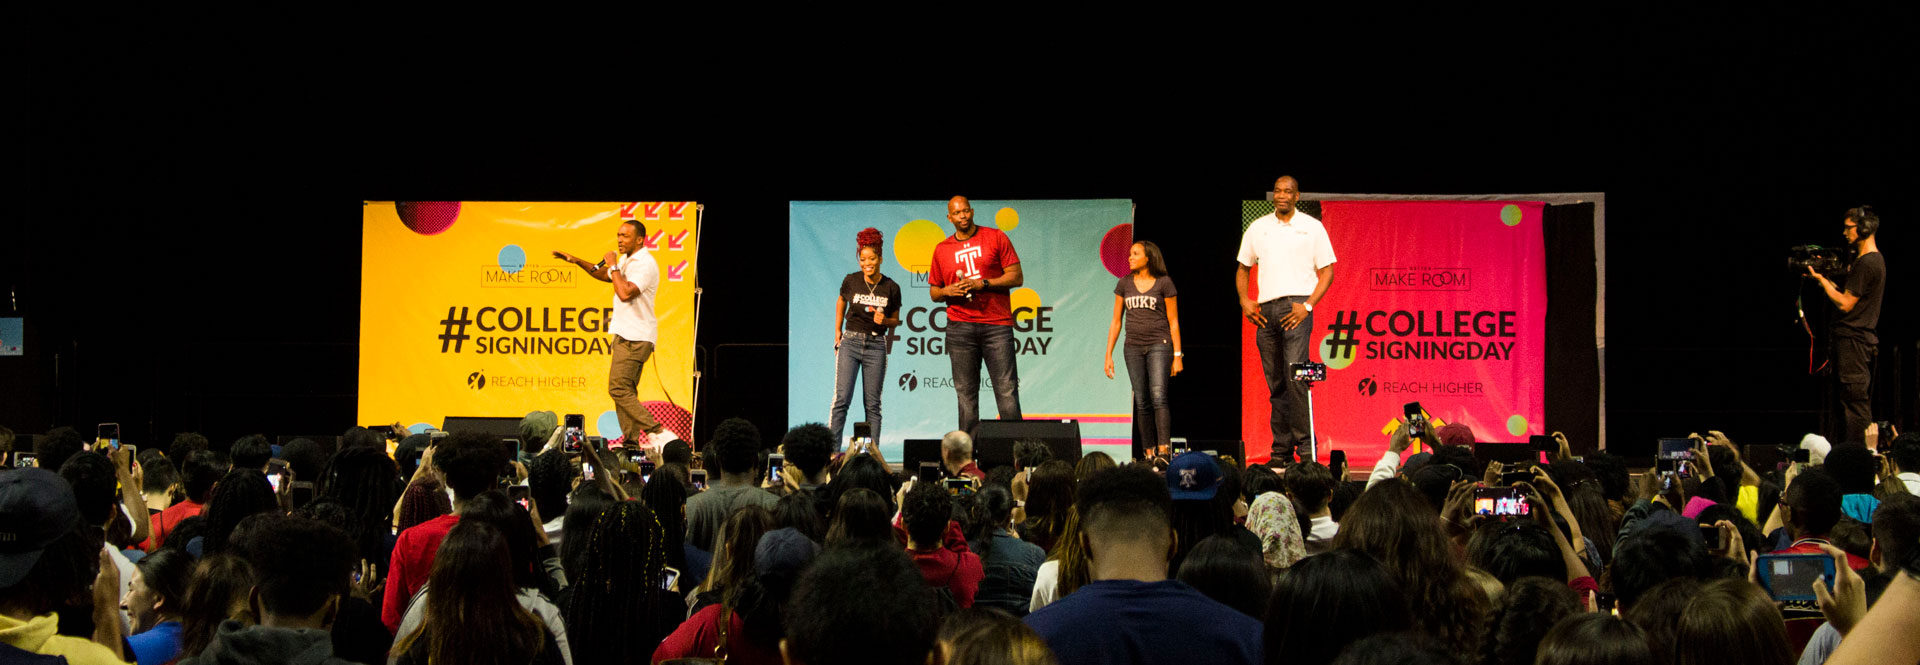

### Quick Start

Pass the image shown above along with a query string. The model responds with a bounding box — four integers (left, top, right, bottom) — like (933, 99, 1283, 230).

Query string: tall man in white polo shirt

(1236, 175, 1336, 467)
(552, 219, 679, 448)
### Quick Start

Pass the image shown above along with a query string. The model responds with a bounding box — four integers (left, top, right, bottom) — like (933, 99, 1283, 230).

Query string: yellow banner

(358, 201, 699, 439)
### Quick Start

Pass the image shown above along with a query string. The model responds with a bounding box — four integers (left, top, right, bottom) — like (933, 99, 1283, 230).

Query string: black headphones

(1851, 205, 1879, 240)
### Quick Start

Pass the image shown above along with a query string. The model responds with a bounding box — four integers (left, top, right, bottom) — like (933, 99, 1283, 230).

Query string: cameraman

(1807, 206, 1885, 443)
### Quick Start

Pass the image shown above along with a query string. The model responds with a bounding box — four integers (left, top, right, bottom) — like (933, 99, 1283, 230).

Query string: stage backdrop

(1240, 200, 1547, 469)
(789, 200, 1136, 461)
(360, 201, 700, 439)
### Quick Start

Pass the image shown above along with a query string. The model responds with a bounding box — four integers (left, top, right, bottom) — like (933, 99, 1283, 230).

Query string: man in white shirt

(1236, 175, 1336, 467)
(553, 220, 679, 449)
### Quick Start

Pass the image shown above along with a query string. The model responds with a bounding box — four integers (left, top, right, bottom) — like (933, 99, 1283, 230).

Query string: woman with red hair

(830, 227, 903, 446)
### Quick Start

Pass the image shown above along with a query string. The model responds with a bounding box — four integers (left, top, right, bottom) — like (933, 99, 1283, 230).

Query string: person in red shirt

(901, 478, 983, 608)
(927, 195, 1024, 434)
(652, 527, 818, 665)
(1769, 467, 1870, 570)
(381, 432, 508, 631)
(941, 431, 987, 481)
(145, 450, 224, 550)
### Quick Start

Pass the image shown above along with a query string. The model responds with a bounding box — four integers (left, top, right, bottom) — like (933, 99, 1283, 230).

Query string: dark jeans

(948, 321, 1022, 434)
(1124, 342, 1173, 458)
(830, 331, 888, 444)
(1833, 333, 1876, 443)
(1254, 296, 1313, 462)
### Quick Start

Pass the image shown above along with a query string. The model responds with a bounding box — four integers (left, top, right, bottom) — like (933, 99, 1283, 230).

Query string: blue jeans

(830, 331, 889, 445)
(1124, 342, 1173, 458)
(1254, 296, 1313, 462)
(947, 321, 1022, 434)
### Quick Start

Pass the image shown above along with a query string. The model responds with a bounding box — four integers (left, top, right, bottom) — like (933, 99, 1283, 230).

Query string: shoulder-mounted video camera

(1789, 245, 1846, 274)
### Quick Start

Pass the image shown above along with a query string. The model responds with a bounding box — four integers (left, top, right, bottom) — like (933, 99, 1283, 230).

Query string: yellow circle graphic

(995, 207, 1020, 232)
(1010, 287, 1042, 322)
(1506, 414, 1529, 436)
(893, 219, 949, 275)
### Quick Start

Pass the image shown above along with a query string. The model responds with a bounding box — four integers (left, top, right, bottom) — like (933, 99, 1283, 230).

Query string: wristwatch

(1303, 302, 1314, 312)
(1173, 351, 1184, 358)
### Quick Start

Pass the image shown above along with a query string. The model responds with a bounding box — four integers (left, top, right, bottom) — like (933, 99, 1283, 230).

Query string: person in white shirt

(1882, 429, 1920, 497)
(1284, 461, 1341, 554)
(553, 220, 680, 450)
(1236, 175, 1336, 467)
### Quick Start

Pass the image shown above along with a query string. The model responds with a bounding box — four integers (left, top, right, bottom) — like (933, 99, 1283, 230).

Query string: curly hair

(1484, 576, 1579, 665)
(781, 423, 837, 479)
(856, 227, 884, 250)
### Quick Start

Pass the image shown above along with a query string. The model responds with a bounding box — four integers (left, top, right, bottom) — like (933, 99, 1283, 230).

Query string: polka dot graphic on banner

(396, 201, 461, 235)
(597, 411, 620, 440)
(408, 423, 433, 435)
(995, 207, 1020, 232)
(1500, 204, 1523, 227)
(893, 219, 948, 274)
(1011, 288, 1042, 322)
(1100, 224, 1134, 278)
(1507, 414, 1529, 436)
(497, 244, 527, 274)
(1317, 331, 1358, 370)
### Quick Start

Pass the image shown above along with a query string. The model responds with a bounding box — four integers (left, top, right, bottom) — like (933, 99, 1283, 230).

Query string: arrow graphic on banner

(666, 230, 689, 251)
(643, 202, 666, 220)
(668, 202, 690, 220)
(645, 231, 663, 250)
(619, 202, 641, 218)
(666, 261, 688, 281)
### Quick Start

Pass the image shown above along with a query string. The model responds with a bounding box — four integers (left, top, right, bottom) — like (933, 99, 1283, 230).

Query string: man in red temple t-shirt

(927, 195, 1025, 434)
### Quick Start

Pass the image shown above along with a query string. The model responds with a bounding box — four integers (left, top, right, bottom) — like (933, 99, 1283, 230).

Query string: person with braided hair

(563, 501, 680, 665)
(830, 226, 903, 446)
(313, 446, 402, 579)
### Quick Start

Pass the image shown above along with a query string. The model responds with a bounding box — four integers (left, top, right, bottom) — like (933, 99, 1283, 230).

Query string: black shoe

(1265, 456, 1295, 469)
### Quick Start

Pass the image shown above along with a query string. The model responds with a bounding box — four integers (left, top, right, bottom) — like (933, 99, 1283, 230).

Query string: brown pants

(609, 336, 662, 442)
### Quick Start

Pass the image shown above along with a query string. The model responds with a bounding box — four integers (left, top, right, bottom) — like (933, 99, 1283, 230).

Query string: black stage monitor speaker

(902, 439, 943, 474)
(441, 417, 526, 443)
(972, 419, 1081, 471)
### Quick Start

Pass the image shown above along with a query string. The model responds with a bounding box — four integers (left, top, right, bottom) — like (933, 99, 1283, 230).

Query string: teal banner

(788, 200, 1137, 461)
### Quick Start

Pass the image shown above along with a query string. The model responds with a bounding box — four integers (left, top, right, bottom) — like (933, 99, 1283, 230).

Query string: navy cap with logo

(0, 468, 81, 588)
(1167, 452, 1222, 501)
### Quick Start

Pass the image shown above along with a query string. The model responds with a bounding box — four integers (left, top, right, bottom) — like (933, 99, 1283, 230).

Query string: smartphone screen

(267, 472, 283, 492)
(1656, 438, 1694, 460)
(1699, 524, 1726, 550)
(945, 477, 973, 497)
(1329, 449, 1347, 470)
(661, 566, 680, 591)
(122, 445, 138, 472)
(12, 452, 36, 468)
(97, 423, 121, 450)
(917, 461, 942, 484)
(853, 421, 871, 441)
(582, 461, 595, 482)
(1529, 435, 1555, 452)
(563, 414, 586, 454)
(1759, 554, 1834, 601)
(507, 485, 532, 511)
(690, 469, 708, 491)
(502, 438, 521, 462)
(640, 460, 656, 483)
(1170, 437, 1190, 455)
(1473, 487, 1531, 517)
(1403, 403, 1425, 437)
(766, 454, 785, 484)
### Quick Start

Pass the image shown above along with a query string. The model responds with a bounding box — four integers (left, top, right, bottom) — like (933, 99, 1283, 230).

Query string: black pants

(1833, 334, 1875, 444)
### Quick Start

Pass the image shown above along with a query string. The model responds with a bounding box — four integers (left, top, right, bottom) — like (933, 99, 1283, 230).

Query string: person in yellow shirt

(0, 468, 129, 665)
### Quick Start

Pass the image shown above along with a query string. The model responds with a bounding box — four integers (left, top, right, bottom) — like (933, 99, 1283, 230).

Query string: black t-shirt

(1116, 275, 1178, 346)
(840, 272, 902, 335)
(1834, 252, 1885, 343)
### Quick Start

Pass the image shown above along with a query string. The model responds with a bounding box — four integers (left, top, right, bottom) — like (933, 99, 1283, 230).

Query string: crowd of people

(3, 416, 1920, 665)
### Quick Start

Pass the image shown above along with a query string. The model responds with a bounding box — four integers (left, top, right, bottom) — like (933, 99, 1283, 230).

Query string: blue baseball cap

(1167, 452, 1221, 501)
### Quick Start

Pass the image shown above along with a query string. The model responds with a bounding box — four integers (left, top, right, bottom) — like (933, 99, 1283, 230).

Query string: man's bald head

(946, 196, 976, 235)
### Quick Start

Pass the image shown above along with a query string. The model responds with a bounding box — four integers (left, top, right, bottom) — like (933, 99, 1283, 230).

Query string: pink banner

(1241, 201, 1547, 470)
